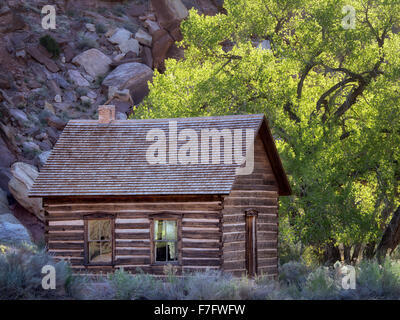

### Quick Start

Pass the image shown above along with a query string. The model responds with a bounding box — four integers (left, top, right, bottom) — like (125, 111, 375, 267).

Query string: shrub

(77, 32, 98, 50)
(183, 270, 237, 300)
(65, 274, 96, 300)
(356, 259, 400, 299)
(106, 268, 164, 300)
(302, 267, 340, 300)
(95, 23, 107, 34)
(0, 246, 70, 299)
(112, 5, 126, 17)
(279, 261, 310, 289)
(39, 35, 61, 58)
(122, 22, 139, 34)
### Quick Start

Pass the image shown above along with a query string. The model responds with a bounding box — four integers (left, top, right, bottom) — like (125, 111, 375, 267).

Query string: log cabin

(29, 105, 291, 277)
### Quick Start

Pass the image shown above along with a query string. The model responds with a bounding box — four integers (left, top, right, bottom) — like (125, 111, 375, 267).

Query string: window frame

(83, 213, 115, 266)
(149, 213, 182, 265)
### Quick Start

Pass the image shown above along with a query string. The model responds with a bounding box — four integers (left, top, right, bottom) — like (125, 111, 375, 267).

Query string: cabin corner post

(219, 196, 225, 272)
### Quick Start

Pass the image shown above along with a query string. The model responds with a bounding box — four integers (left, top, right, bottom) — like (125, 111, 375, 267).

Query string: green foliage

(113, 5, 126, 17)
(356, 259, 400, 298)
(1, 250, 399, 299)
(303, 267, 340, 299)
(39, 35, 61, 58)
(107, 268, 163, 300)
(279, 261, 310, 289)
(95, 23, 107, 34)
(133, 0, 400, 258)
(0, 246, 70, 299)
(77, 32, 98, 50)
(122, 22, 139, 34)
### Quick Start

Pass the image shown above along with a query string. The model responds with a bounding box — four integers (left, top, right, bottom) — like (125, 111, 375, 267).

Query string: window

(84, 218, 114, 265)
(153, 220, 178, 263)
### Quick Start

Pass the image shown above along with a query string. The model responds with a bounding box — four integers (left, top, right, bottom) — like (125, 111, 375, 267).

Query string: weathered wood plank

(223, 241, 245, 251)
(115, 223, 150, 229)
(182, 221, 220, 228)
(223, 232, 246, 242)
(116, 240, 150, 248)
(182, 231, 220, 240)
(182, 241, 221, 249)
(48, 242, 84, 250)
(115, 257, 151, 265)
(182, 259, 220, 266)
(182, 250, 221, 259)
(116, 232, 149, 240)
(47, 233, 84, 241)
(46, 225, 84, 232)
(116, 248, 150, 256)
(223, 260, 246, 270)
(223, 250, 245, 261)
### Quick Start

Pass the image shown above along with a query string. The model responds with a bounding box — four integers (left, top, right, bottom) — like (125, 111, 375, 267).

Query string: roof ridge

(68, 113, 265, 124)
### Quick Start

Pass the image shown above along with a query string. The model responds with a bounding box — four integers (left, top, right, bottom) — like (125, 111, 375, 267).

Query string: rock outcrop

(102, 62, 153, 104)
(72, 48, 112, 78)
(0, 213, 32, 246)
(0, 189, 9, 214)
(8, 162, 44, 221)
(0, 0, 218, 236)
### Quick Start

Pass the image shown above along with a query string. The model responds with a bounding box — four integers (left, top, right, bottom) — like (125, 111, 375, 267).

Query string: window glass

(87, 219, 112, 263)
(165, 220, 177, 240)
(154, 220, 178, 262)
(167, 242, 177, 261)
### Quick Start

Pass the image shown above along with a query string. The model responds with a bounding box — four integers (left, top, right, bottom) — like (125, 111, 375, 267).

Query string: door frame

(245, 209, 258, 277)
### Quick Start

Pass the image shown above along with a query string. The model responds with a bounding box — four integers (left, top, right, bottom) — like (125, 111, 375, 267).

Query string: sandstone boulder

(72, 49, 112, 78)
(0, 213, 32, 246)
(151, 0, 188, 32)
(9, 108, 29, 127)
(0, 168, 12, 194)
(107, 28, 140, 55)
(47, 115, 67, 130)
(38, 150, 52, 166)
(119, 38, 140, 55)
(8, 162, 44, 221)
(108, 28, 133, 45)
(141, 46, 153, 68)
(0, 137, 16, 170)
(116, 112, 128, 120)
(67, 69, 90, 87)
(102, 62, 153, 103)
(152, 30, 175, 71)
(128, 4, 146, 17)
(0, 11, 26, 34)
(26, 45, 60, 73)
(144, 19, 161, 35)
(0, 189, 9, 214)
(135, 29, 152, 47)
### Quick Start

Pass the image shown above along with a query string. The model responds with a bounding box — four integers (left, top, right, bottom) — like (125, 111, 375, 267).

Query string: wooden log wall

(44, 195, 223, 275)
(221, 135, 279, 277)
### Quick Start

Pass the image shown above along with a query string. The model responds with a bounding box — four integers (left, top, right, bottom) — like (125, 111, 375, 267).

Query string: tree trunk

(363, 242, 376, 259)
(343, 245, 351, 263)
(351, 244, 362, 263)
(376, 206, 400, 262)
(323, 242, 341, 264)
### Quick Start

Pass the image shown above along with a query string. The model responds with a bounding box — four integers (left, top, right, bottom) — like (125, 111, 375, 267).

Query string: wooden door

(245, 210, 258, 277)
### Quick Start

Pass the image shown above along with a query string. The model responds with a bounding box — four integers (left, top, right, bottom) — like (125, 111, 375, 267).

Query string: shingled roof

(29, 113, 291, 197)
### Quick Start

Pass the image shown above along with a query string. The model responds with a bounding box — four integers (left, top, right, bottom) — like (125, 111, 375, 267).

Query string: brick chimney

(98, 105, 115, 124)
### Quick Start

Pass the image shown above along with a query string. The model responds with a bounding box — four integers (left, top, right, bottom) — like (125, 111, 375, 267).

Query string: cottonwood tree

(134, 0, 400, 263)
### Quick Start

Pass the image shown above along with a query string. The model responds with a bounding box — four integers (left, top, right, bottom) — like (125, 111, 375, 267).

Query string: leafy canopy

(134, 0, 400, 254)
